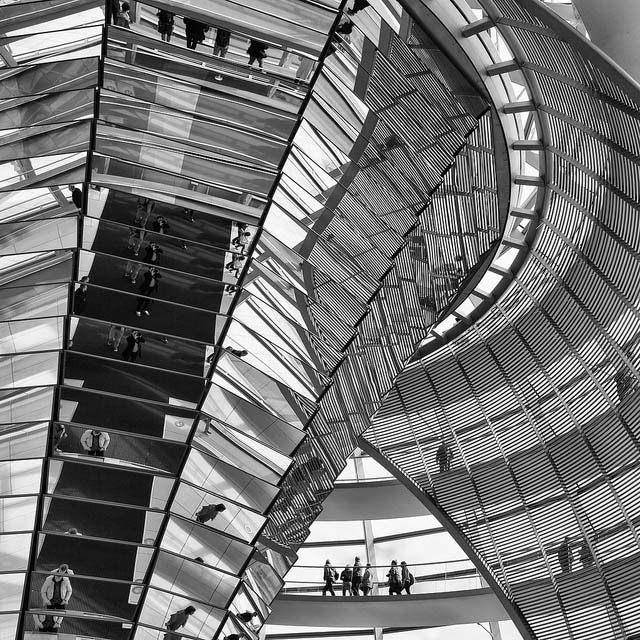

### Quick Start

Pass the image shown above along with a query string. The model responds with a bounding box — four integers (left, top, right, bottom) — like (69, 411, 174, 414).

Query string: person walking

(387, 560, 401, 595)
(136, 267, 161, 316)
(164, 606, 196, 640)
(80, 429, 110, 457)
(339, 564, 352, 596)
(195, 503, 226, 524)
(214, 28, 231, 57)
(361, 563, 373, 596)
(400, 561, 412, 594)
(247, 40, 268, 68)
(157, 10, 175, 42)
(435, 441, 454, 472)
(558, 536, 572, 573)
(321, 559, 337, 596)
(122, 330, 145, 362)
(184, 18, 209, 50)
(152, 215, 171, 234)
(351, 556, 362, 596)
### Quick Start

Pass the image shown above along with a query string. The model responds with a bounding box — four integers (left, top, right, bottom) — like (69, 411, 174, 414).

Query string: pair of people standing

(387, 560, 413, 595)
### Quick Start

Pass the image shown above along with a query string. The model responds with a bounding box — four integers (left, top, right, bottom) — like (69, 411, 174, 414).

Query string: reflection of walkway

(269, 590, 509, 627)
(318, 479, 428, 521)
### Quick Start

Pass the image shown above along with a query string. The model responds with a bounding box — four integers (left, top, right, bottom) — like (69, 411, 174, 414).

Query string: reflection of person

(214, 28, 231, 57)
(157, 10, 175, 42)
(225, 347, 248, 358)
(348, 0, 370, 14)
(80, 429, 111, 457)
(41, 573, 72, 624)
(558, 536, 572, 573)
(232, 231, 251, 253)
(165, 606, 196, 640)
(73, 276, 90, 314)
(247, 40, 268, 68)
(435, 441, 453, 472)
(53, 424, 67, 454)
(66, 528, 82, 535)
(238, 611, 257, 625)
(33, 612, 60, 633)
(52, 563, 74, 576)
(296, 56, 315, 83)
(321, 559, 337, 596)
(115, 1, 131, 27)
(68, 184, 83, 209)
(105, 0, 120, 25)
(128, 220, 146, 255)
(135, 197, 155, 225)
(143, 242, 163, 266)
(225, 254, 245, 278)
(136, 267, 161, 316)
(122, 330, 145, 362)
(184, 18, 209, 50)
(153, 216, 171, 235)
(195, 503, 226, 524)
(107, 325, 125, 352)
(580, 540, 594, 568)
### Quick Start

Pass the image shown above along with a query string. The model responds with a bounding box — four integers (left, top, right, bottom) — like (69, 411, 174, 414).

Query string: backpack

(409, 573, 415, 586)
(333, 569, 339, 581)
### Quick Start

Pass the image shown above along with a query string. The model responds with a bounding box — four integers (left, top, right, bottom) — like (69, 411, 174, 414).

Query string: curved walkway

(269, 590, 509, 627)
(318, 480, 429, 521)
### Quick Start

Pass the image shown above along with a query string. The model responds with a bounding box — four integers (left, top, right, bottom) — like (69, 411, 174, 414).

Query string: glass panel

(0, 422, 47, 460)
(40, 495, 163, 545)
(137, 587, 225, 639)
(171, 482, 265, 543)
(0, 533, 31, 571)
(0, 573, 24, 611)
(161, 516, 252, 574)
(182, 447, 277, 512)
(150, 551, 239, 608)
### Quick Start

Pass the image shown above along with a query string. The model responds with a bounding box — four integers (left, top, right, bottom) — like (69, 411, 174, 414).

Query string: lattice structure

(363, 2, 640, 640)
(0, 2, 500, 640)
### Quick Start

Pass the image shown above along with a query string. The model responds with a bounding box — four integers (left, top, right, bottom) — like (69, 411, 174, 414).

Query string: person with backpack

(387, 560, 401, 595)
(339, 564, 353, 596)
(361, 563, 373, 596)
(321, 559, 337, 596)
(351, 556, 362, 596)
(400, 561, 413, 594)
